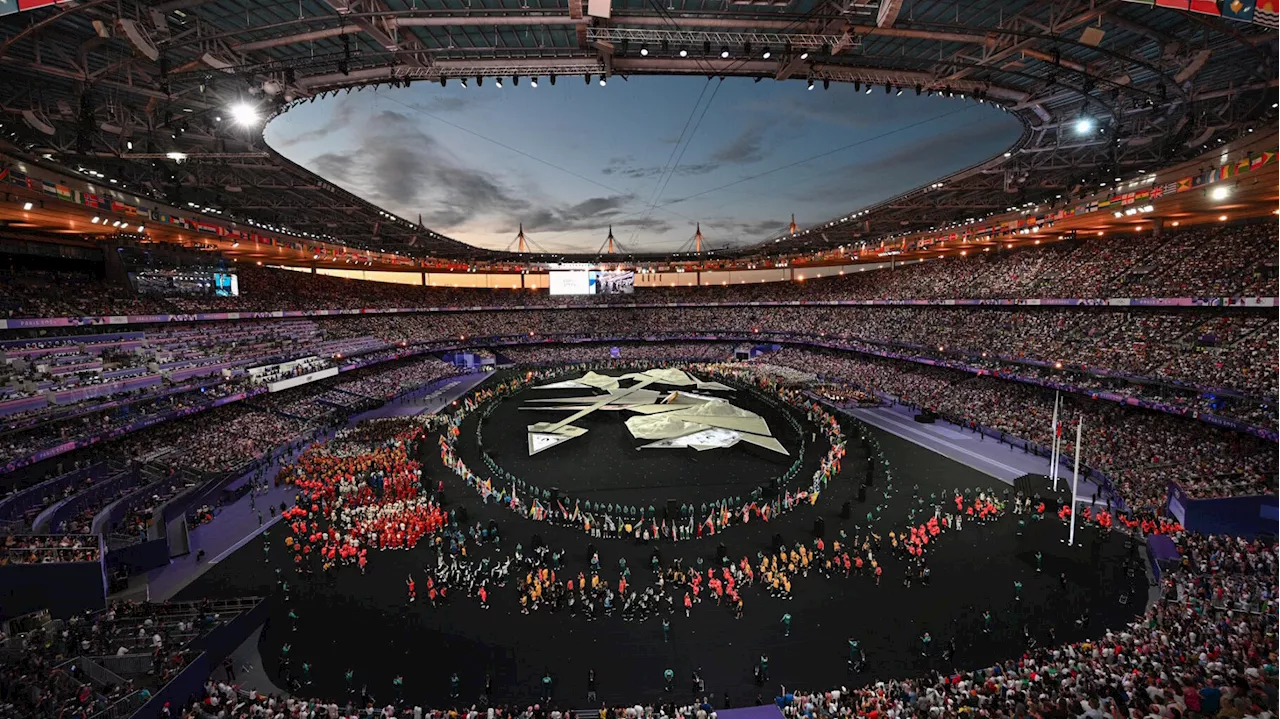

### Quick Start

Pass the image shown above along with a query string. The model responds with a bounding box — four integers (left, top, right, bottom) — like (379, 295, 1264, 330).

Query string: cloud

(294, 109, 531, 230)
(603, 162, 721, 180)
(270, 99, 359, 147)
(520, 194, 638, 234)
(408, 95, 494, 114)
(709, 125, 768, 165)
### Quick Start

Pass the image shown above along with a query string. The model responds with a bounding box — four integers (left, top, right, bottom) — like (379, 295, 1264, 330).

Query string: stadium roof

(0, 0, 1275, 261)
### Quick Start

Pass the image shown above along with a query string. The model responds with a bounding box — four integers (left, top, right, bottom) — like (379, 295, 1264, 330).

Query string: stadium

(0, 1, 1277, 718)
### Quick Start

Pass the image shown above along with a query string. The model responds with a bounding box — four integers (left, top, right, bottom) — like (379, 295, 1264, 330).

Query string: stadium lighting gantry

(229, 102, 260, 126)
(1075, 117, 1095, 135)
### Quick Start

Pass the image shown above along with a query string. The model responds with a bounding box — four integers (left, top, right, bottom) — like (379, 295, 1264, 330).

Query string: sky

(265, 76, 1022, 254)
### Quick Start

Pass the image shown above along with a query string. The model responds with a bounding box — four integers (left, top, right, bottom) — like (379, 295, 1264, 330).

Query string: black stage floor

(178, 374, 1147, 710)
(479, 374, 813, 507)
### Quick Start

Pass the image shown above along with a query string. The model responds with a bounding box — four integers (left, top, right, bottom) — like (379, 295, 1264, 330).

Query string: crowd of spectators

(0, 223, 1273, 323)
(0, 533, 99, 564)
(755, 347, 1276, 506)
(310, 306, 1275, 403)
(499, 343, 738, 365)
(0, 599, 235, 718)
(328, 356, 461, 400)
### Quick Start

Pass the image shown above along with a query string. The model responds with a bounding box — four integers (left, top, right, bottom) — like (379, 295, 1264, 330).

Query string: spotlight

(807, 78, 814, 90)
(126, 140, 133, 150)
(864, 85, 872, 94)
(915, 84, 922, 95)
(91, 216, 100, 223)
(895, 87, 904, 96)
(1075, 117, 1094, 134)
(800, 51, 809, 60)
(640, 46, 649, 56)
(823, 79, 830, 90)
(585, 73, 591, 84)
(599, 77, 607, 86)
(531, 77, 539, 88)
(550, 74, 556, 85)
(229, 101, 259, 126)
(22, 202, 33, 210)
(137, 224, 145, 232)
(762, 47, 771, 59)
(679, 48, 688, 57)
(720, 46, 729, 58)
(495, 77, 503, 88)
(440, 77, 447, 87)
(884, 84, 890, 94)
(1210, 185, 1229, 201)
(513, 76, 519, 86)
(460, 78, 468, 88)
(477, 76, 483, 86)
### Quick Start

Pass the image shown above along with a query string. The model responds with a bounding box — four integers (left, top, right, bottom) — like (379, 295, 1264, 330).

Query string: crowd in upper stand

(0, 223, 1274, 322)
(499, 343, 740, 365)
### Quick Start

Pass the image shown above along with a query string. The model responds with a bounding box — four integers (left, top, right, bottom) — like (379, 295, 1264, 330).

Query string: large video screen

(549, 270, 591, 296)
(129, 270, 240, 297)
(548, 270, 634, 295)
(594, 270, 634, 294)
(213, 272, 239, 297)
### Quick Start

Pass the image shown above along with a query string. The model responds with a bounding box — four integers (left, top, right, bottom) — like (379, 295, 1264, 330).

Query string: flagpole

(1067, 416, 1083, 547)
(1049, 392, 1060, 492)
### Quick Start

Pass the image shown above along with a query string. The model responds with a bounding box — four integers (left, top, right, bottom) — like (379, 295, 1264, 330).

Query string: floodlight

(229, 101, 259, 126)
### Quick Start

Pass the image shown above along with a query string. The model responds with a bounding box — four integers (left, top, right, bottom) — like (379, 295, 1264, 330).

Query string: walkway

(847, 402, 1103, 499)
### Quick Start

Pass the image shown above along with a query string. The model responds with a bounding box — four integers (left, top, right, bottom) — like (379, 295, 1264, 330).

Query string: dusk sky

(265, 76, 1022, 254)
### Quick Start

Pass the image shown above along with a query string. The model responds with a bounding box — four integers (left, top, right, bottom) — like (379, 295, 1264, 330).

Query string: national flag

(41, 180, 58, 196)
(1218, 164, 1233, 180)
(55, 183, 71, 200)
(1154, 0, 1190, 7)
(1220, 0, 1257, 22)
(1175, 176, 1193, 192)
(0, 167, 8, 182)
(0, 1, 18, 16)
(1236, 157, 1253, 175)
(1189, 0, 1220, 13)
(1255, 0, 1278, 26)
(1251, 151, 1275, 170)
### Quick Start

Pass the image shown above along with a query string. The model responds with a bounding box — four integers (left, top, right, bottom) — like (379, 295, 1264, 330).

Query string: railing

(88, 690, 147, 719)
